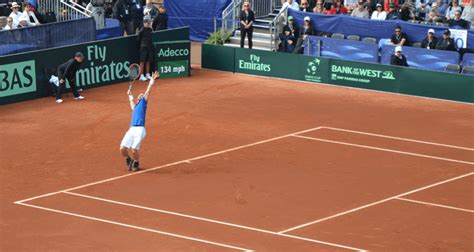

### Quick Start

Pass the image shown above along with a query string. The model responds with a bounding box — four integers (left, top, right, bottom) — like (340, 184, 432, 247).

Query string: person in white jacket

(22, 2, 40, 26)
(371, 3, 387, 20)
(8, 2, 22, 28)
(280, 0, 300, 13)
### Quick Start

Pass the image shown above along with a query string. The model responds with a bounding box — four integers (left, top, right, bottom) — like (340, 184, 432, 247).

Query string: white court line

(291, 135, 474, 165)
(278, 172, 474, 234)
(63, 191, 366, 251)
(321, 126, 474, 151)
(395, 197, 474, 213)
(15, 126, 324, 204)
(15, 202, 253, 251)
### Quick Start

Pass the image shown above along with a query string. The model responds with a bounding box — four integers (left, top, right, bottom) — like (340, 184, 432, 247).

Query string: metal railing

(37, 0, 91, 22)
(269, 4, 288, 51)
(221, 0, 242, 43)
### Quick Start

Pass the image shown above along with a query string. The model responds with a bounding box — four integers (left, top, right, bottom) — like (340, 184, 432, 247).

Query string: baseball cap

(428, 28, 435, 34)
(75, 52, 84, 58)
(288, 16, 294, 21)
(395, 46, 402, 52)
(389, 3, 396, 8)
(376, 3, 382, 7)
(143, 15, 152, 22)
(11, 2, 20, 9)
(304, 16, 311, 21)
(443, 29, 450, 35)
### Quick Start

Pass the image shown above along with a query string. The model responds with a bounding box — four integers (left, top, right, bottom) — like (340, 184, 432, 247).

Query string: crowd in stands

(0, 1, 41, 31)
(112, 0, 168, 36)
(279, 0, 473, 29)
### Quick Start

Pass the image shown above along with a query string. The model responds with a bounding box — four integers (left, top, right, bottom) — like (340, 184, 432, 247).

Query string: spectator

(391, 46, 409, 67)
(113, 0, 133, 35)
(129, 0, 144, 34)
(293, 16, 315, 53)
(56, 52, 86, 103)
(352, 0, 370, 18)
(4, 16, 14, 30)
(328, 0, 348, 14)
(17, 15, 29, 28)
(436, 29, 456, 50)
(313, 3, 328, 13)
(152, 5, 168, 31)
(143, 0, 158, 20)
(0, 16, 3, 30)
(420, 28, 439, 49)
(426, 9, 443, 22)
(446, 0, 463, 19)
(9, 2, 21, 28)
(281, 0, 300, 13)
(300, 0, 313, 11)
(240, 1, 255, 49)
(371, 3, 387, 19)
(386, 4, 402, 19)
(415, 0, 431, 19)
(22, 2, 40, 26)
(436, 0, 449, 15)
(278, 16, 300, 52)
(137, 17, 154, 81)
(308, 0, 318, 9)
(400, 2, 415, 20)
(384, 0, 399, 12)
(285, 36, 297, 53)
(390, 26, 409, 46)
(461, 0, 473, 23)
(448, 10, 470, 27)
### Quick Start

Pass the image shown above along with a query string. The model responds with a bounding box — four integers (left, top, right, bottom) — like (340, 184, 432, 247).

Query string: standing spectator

(300, 0, 313, 11)
(390, 26, 409, 46)
(390, 46, 409, 67)
(137, 17, 154, 81)
(436, 29, 456, 50)
(281, 0, 300, 12)
(240, 2, 255, 49)
(293, 16, 315, 54)
(9, 2, 22, 28)
(22, 2, 40, 26)
(328, 0, 349, 14)
(449, 10, 470, 27)
(278, 16, 300, 52)
(152, 5, 168, 31)
(446, 0, 463, 19)
(371, 3, 387, 19)
(386, 4, 402, 19)
(129, 0, 143, 34)
(4, 16, 14, 30)
(461, 0, 473, 23)
(352, 0, 370, 18)
(56, 52, 86, 103)
(143, 0, 158, 20)
(113, 0, 133, 35)
(420, 28, 439, 49)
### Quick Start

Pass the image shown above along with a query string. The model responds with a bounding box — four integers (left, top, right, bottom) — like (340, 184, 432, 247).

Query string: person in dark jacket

(137, 16, 154, 81)
(152, 5, 168, 31)
(386, 4, 401, 20)
(293, 16, 315, 54)
(436, 29, 456, 51)
(240, 2, 255, 49)
(113, 0, 133, 35)
(56, 52, 85, 103)
(129, 0, 143, 34)
(390, 46, 409, 67)
(448, 10, 470, 29)
(390, 26, 409, 46)
(420, 29, 438, 49)
(278, 16, 300, 52)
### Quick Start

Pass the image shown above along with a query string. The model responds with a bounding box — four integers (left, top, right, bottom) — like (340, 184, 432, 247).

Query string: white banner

(449, 29, 468, 49)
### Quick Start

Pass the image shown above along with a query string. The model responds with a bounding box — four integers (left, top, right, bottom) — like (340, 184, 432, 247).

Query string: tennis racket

(128, 63, 141, 93)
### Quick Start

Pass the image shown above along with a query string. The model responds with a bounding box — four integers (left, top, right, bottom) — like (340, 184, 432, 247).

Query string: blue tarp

(288, 9, 474, 50)
(381, 45, 460, 71)
(463, 53, 474, 67)
(305, 36, 379, 63)
(0, 17, 96, 56)
(96, 18, 122, 40)
(165, 0, 231, 42)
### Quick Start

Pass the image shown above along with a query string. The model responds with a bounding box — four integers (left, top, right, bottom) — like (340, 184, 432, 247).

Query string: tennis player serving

(120, 71, 160, 171)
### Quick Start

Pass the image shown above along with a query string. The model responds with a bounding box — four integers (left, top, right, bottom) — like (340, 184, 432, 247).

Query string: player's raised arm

(144, 71, 160, 100)
(127, 88, 136, 111)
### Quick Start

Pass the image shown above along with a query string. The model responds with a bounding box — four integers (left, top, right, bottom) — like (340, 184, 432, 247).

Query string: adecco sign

(154, 41, 191, 61)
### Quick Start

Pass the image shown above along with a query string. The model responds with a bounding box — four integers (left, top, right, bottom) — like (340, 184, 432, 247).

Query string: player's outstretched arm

(144, 71, 160, 100)
(127, 88, 136, 111)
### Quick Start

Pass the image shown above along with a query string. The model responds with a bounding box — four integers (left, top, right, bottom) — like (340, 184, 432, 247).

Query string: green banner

(154, 40, 191, 78)
(0, 27, 190, 105)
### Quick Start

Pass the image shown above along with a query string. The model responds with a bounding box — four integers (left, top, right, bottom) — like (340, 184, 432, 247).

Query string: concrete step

(229, 36, 271, 48)
(235, 30, 271, 39)
(236, 27, 270, 35)
(224, 42, 271, 51)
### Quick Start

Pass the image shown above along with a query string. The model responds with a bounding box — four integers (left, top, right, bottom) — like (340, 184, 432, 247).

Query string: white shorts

(120, 126, 146, 150)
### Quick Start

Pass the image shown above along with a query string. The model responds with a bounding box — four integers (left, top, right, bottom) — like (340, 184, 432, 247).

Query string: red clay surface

(1, 68, 473, 251)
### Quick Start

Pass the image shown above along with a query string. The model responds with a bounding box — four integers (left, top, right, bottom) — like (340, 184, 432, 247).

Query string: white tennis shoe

(56, 99, 64, 104)
(139, 74, 147, 81)
(145, 73, 152, 80)
(74, 96, 85, 100)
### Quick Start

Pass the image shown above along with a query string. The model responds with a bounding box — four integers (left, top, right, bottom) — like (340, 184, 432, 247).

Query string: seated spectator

(420, 28, 439, 49)
(461, 0, 473, 23)
(281, 0, 300, 13)
(352, 0, 370, 18)
(293, 16, 315, 54)
(4, 16, 14, 30)
(22, 2, 40, 26)
(9, 2, 22, 28)
(152, 5, 168, 31)
(143, 0, 157, 20)
(448, 10, 470, 28)
(446, 0, 463, 19)
(390, 26, 409, 46)
(391, 46, 409, 67)
(371, 3, 387, 19)
(313, 3, 328, 13)
(400, 2, 415, 21)
(416, 0, 431, 19)
(279, 16, 300, 52)
(285, 36, 297, 53)
(17, 15, 29, 28)
(327, 0, 348, 14)
(386, 4, 402, 20)
(0, 16, 3, 31)
(436, 29, 456, 51)
(300, 0, 312, 11)
(308, 0, 317, 9)
(436, 0, 449, 15)
(384, 0, 399, 12)
(426, 9, 443, 22)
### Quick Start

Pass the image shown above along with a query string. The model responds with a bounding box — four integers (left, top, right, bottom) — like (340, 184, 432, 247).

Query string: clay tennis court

(1, 65, 473, 251)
